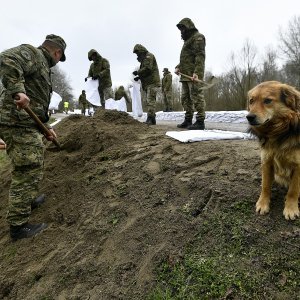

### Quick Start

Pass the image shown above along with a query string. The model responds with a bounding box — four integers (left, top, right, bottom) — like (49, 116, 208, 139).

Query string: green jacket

(114, 86, 130, 103)
(133, 44, 160, 91)
(0, 44, 54, 128)
(88, 49, 112, 90)
(79, 92, 87, 105)
(162, 72, 172, 92)
(176, 18, 206, 81)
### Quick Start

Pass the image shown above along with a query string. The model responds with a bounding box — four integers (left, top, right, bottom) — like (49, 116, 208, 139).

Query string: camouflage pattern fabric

(114, 86, 131, 103)
(176, 18, 206, 121)
(162, 71, 173, 110)
(0, 126, 44, 226)
(88, 49, 112, 90)
(133, 44, 160, 91)
(0, 44, 54, 128)
(79, 91, 88, 114)
(176, 18, 206, 81)
(181, 81, 205, 121)
(145, 85, 159, 117)
(0, 43, 56, 226)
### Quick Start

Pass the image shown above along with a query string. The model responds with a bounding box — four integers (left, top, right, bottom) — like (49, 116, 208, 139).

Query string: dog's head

(246, 81, 300, 127)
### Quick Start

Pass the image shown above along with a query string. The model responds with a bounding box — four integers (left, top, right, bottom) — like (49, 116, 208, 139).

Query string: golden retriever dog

(247, 81, 300, 220)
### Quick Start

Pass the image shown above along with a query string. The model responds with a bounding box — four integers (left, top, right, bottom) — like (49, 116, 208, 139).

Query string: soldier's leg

(2, 127, 44, 226)
(103, 87, 114, 100)
(98, 88, 105, 108)
(146, 86, 158, 117)
(163, 92, 168, 111)
(191, 83, 206, 121)
(177, 82, 193, 128)
(166, 90, 173, 110)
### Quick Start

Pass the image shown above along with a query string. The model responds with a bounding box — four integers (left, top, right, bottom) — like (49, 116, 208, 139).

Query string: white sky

(1, 0, 299, 98)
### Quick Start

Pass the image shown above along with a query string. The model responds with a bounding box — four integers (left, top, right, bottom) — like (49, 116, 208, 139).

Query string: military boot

(177, 118, 192, 128)
(151, 115, 156, 125)
(188, 120, 205, 130)
(10, 223, 48, 240)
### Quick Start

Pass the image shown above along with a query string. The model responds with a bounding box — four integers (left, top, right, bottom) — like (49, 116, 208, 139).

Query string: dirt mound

(0, 110, 299, 299)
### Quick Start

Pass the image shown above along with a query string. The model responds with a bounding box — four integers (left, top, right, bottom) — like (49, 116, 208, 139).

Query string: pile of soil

(0, 109, 299, 299)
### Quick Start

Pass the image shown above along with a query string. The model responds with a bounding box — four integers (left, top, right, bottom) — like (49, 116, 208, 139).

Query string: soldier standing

(161, 68, 173, 112)
(79, 90, 88, 115)
(85, 49, 113, 109)
(0, 34, 67, 240)
(175, 18, 206, 130)
(132, 44, 160, 125)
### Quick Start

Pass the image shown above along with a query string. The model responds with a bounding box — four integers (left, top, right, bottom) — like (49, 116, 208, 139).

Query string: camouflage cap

(45, 34, 66, 61)
(163, 68, 169, 72)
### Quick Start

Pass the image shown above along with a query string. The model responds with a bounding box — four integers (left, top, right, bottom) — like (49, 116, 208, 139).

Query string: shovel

(14, 94, 61, 150)
(178, 72, 219, 90)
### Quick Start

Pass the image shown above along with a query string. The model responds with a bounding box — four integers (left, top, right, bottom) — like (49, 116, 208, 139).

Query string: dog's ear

(280, 84, 300, 111)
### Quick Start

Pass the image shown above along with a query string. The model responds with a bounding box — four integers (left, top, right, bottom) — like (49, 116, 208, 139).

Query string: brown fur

(247, 81, 300, 220)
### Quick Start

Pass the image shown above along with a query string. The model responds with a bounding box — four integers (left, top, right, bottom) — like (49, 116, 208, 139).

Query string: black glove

(134, 76, 140, 81)
(92, 76, 98, 80)
(84, 77, 88, 82)
(132, 71, 138, 76)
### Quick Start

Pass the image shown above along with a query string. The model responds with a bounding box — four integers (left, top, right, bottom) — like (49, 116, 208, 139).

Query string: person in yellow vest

(63, 100, 69, 114)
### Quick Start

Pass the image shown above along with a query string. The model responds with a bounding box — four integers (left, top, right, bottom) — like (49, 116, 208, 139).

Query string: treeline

(155, 15, 300, 111)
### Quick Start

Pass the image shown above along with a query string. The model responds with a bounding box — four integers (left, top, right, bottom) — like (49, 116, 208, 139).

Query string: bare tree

(278, 15, 300, 88)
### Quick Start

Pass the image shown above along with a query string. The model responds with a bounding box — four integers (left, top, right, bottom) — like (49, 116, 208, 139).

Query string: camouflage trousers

(99, 87, 114, 108)
(181, 81, 206, 121)
(163, 90, 173, 110)
(145, 85, 159, 117)
(0, 125, 44, 226)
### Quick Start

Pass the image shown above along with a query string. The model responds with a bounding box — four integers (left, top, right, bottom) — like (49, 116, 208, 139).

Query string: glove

(84, 77, 88, 82)
(134, 76, 140, 81)
(132, 71, 138, 76)
(92, 76, 98, 80)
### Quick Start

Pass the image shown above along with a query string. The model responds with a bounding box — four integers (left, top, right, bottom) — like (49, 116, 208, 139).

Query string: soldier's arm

(193, 36, 206, 79)
(137, 54, 153, 77)
(0, 48, 27, 96)
(99, 59, 110, 78)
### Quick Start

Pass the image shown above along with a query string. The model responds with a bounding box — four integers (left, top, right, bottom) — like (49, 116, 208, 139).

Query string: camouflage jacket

(134, 45, 160, 91)
(88, 50, 112, 90)
(79, 93, 87, 105)
(114, 86, 130, 103)
(176, 18, 206, 81)
(162, 72, 172, 92)
(0, 44, 55, 128)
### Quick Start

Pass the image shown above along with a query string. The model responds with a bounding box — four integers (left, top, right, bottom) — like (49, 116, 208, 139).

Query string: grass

(148, 206, 300, 300)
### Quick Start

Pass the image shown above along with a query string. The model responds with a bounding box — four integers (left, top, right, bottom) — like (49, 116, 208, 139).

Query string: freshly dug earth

(0, 110, 299, 299)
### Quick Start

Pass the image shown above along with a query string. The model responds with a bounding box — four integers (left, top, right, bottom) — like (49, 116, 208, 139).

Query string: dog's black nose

(246, 113, 257, 124)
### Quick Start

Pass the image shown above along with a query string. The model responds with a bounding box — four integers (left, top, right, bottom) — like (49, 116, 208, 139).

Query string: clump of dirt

(0, 109, 299, 299)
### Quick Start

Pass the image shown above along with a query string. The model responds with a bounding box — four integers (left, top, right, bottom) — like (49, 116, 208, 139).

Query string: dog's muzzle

(246, 113, 259, 125)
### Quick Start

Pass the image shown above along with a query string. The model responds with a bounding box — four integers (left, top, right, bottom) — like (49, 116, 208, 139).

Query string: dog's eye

(249, 99, 254, 105)
(264, 98, 272, 104)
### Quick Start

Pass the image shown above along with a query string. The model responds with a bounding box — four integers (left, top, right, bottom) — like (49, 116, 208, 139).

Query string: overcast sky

(1, 0, 299, 98)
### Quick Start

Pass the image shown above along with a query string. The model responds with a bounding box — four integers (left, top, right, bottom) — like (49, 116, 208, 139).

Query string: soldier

(0, 34, 67, 240)
(132, 44, 160, 125)
(79, 90, 88, 115)
(175, 18, 206, 130)
(114, 86, 131, 104)
(161, 68, 173, 112)
(85, 49, 113, 109)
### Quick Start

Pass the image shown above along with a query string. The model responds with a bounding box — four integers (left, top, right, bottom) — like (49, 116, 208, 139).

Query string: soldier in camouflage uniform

(114, 86, 131, 104)
(86, 49, 113, 109)
(132, 44, 160, 125)
(0, 34, 67, 240)
(175, 18, 206, 130)
(78, 90, 88, 115)
(161, 68, 173, 112)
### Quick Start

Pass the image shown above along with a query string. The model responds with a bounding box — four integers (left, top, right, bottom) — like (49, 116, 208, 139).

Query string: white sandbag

(105, 97, 127, 112)
(49, 91, 62, 110)
(129, 81, 143, 117)
(84, 78, 101, 106)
